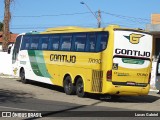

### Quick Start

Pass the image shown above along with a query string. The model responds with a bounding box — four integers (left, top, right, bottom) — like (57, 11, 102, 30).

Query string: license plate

(126, 82, 136, 86)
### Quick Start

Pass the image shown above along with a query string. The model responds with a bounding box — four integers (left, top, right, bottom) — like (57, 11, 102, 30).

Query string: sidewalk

(0, 73, 18, 79)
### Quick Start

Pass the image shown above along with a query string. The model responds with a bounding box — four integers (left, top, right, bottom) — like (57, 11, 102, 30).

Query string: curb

(150, 89, 159, 92)
(0, 75, 19, 79)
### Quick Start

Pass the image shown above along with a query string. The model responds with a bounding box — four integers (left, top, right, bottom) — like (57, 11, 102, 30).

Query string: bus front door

(12, 35, 22, 76)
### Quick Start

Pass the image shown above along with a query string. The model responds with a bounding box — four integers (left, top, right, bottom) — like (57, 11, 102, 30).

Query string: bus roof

(41, 25, 120, 34)
(22, 25, 150, 35)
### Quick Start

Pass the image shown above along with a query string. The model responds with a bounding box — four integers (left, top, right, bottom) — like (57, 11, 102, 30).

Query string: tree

(2, 0, 13, 51)
(0, 22, 3, 31)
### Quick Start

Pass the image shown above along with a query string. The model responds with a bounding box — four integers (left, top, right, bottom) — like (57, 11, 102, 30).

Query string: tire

(20, 69, 28, 84)
(63, 76, 75, 95)
(76, 78, 86, 97)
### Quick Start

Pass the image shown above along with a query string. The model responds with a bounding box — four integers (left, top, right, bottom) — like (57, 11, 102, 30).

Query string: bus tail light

(107, 70, 112, 81)
(148, 73, 151, 84)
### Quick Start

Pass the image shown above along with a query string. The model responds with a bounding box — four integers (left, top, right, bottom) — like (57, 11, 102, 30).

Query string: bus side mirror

(7, 46, 11, 54)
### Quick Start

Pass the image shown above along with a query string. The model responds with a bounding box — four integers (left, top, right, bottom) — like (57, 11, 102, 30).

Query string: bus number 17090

(88, 58, 101, 64)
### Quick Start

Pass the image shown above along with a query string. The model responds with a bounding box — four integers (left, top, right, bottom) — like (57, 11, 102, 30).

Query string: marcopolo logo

(124, 33, 144, 44)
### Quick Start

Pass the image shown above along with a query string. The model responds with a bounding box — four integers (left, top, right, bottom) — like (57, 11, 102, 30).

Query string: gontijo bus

(12, 25, 153, 97)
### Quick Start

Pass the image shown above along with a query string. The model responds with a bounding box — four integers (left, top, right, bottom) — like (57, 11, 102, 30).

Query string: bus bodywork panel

(43, 51, 103, 92)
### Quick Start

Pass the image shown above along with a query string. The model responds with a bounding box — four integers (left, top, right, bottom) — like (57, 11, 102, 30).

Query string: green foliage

(0, 22, 3, 31)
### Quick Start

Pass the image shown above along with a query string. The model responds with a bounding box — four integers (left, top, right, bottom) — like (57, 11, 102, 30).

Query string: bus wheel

(63, 76, 75, 95)
(76, 78, 86, 98)
(20, 69, 28, 84)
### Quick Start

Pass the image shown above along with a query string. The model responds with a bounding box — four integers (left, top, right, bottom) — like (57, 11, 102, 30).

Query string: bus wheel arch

(63, 74, 75, 95)
(20, 67, 28, 84)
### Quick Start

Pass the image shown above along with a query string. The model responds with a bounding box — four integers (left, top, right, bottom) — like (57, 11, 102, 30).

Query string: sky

(0, 0, 160, 33)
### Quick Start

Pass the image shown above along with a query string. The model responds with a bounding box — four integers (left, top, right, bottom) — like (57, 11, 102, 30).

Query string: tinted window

(88, 33, 96, 52)
(40, 36, 49, 50)
(74, 34, 86, 51)
(49, 35, 60, 50)
(14, 35, 22, 52)
(60, 35, 72, 51)
(19, 32, 108, 52)
(12, 35, 22, 62)
(96, 32, 108, 51)
(21, 36, 31, 50)
(30, 36, 39, 50)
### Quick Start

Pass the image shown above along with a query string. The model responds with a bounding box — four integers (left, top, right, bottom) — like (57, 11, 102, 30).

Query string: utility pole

(80, 1, 101, 28)
(97, 9, 101, 28)
(2, 0, 12, 52)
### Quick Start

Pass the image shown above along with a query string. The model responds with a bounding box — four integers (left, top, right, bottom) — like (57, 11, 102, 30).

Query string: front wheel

(76, 78, 86, 97)
(20, 69, 28, 84)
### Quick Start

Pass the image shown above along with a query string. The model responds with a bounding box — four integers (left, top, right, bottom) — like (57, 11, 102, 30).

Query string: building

(0, 32, 18, 51)
(146, 14, 160, 57)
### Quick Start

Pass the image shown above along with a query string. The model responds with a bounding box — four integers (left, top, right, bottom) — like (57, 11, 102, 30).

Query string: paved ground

(0, 77, 159, 110)
(0, 77, 160, 120)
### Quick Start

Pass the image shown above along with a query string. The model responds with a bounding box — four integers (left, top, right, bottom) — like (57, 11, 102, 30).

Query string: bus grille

(91, 70, 103, 92)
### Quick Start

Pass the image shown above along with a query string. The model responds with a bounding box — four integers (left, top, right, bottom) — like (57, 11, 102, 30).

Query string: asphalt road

(0, 77, 160, 120)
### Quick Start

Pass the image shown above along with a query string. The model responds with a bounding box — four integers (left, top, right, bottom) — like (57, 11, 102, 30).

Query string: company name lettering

(50, 54, 76, 63)
(115, 48, 151, 57)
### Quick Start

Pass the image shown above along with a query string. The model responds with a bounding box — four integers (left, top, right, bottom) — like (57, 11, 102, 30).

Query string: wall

(0, 52, 13, 75)
(151, 14, 160, 24)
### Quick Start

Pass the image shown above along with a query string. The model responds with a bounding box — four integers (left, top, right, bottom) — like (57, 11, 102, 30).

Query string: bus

(156, 55, 160, 91)
(12, 25, 153, 97)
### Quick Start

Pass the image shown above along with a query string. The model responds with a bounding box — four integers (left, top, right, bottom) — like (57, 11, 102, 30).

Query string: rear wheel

(20, 69, 28, 84)
(63, 76, 75, 95)
(76, 78, 86, 97)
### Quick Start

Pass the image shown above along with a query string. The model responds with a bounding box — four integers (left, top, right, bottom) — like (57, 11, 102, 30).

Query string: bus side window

(74, 34, 86, 52)
(96, 32, 108, 51)
(42, 43, 47, 50)
(12, 35, 22, 63)
(60, 35, 72, 51)
(21, 36, 30, 50)
(49, 36, 60, 50)
(30, 36, 39, 50)
(87, 33, 96, 52)
(40, 36, 49, 50)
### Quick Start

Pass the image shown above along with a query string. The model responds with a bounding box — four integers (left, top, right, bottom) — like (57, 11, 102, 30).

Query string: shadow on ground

(17, 80, 160, 103)
(0, 89, 34, 103)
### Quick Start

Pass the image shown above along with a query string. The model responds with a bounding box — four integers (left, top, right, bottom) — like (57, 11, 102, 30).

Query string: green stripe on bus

(34, 51, 52, 78)
(28, 50, 43, 77)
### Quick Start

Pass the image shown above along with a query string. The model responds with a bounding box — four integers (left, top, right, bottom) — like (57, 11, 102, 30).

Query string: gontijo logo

(124, 33, 144, 44)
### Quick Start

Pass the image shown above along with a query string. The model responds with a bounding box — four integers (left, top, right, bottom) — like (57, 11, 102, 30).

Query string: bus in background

(12, 25, 153, 98)
(156, 54, 160, 93)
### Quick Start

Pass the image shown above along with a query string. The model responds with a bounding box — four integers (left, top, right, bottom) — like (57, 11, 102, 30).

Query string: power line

(0, 11, 153, 21)
(0, 12, 91, 18)
(1, 10, 159, 24)
(102, 11, 151, 22)
(4, 11, 158, 31)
